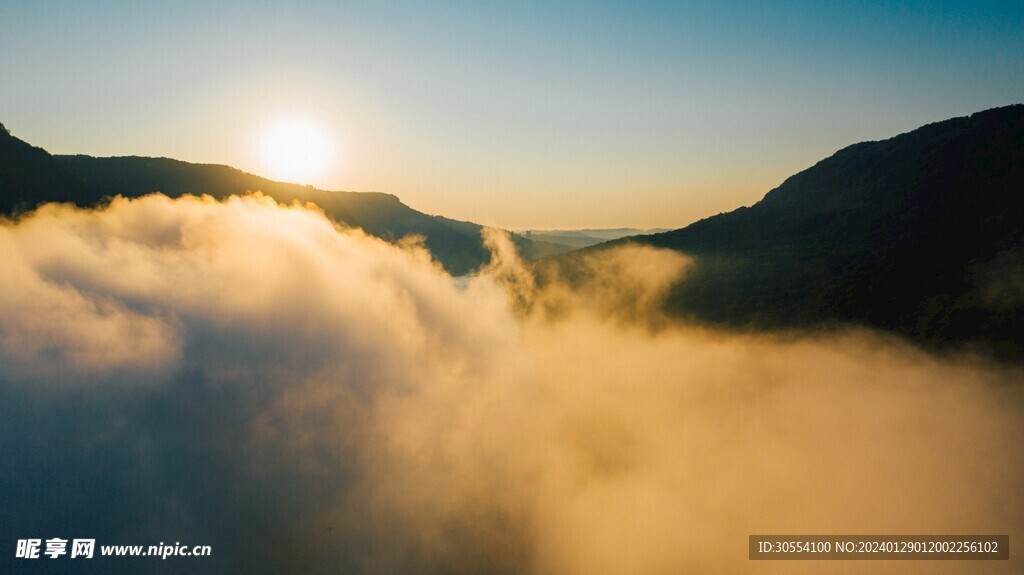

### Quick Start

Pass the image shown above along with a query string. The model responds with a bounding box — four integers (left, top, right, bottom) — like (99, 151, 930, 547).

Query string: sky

(1, 0, 1022, 229)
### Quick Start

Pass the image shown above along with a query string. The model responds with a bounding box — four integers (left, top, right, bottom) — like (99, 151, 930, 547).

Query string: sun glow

(261, 117, 333, 184)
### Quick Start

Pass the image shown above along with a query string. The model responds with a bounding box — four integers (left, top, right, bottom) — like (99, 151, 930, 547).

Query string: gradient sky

(2, 1, 1022, 229)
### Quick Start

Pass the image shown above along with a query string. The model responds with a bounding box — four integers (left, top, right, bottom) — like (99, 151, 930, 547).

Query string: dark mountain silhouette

(54, 155, 577, 274)
(0, 122, 95, 214)
(576, 104, 1024, 359)
(0, 125, 571, 274)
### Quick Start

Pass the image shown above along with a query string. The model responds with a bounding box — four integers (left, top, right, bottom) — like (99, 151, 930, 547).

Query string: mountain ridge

(564, 104, 1024, 359)
(54, 154, 579, 274)
(0, 127, 573, 274)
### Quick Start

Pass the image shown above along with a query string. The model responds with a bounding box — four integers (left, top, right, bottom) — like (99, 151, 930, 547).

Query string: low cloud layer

(1, 194, 1021, 574)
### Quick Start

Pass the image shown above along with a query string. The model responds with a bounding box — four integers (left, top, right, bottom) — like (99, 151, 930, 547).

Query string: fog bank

(1, 194, 1020, 574)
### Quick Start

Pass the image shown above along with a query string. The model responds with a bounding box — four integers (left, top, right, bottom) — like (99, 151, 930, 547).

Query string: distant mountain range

(0, 125, 573, 275)
(518, 228, 669, 249)
(561, 104, 1023, 359)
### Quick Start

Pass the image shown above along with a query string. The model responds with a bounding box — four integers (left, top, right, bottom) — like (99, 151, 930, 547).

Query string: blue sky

(2, 0, 1022, 228)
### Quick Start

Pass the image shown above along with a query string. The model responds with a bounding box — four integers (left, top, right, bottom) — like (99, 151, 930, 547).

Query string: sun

(261, 117, 333, 184)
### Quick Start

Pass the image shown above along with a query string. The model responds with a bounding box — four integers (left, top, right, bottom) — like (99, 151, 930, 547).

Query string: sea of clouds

(1, 193, 1021, 574)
